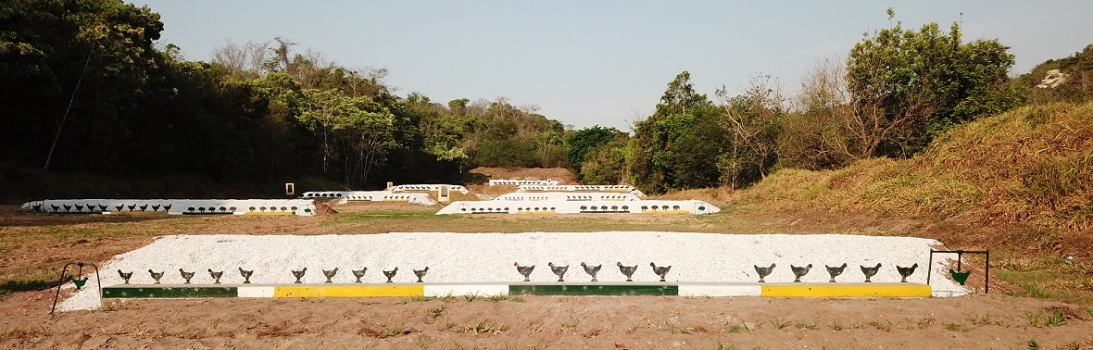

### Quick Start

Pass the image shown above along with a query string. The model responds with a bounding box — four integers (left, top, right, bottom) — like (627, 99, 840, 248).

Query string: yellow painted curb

(641, 210, 690, 214)
(273, 285, 424, 298)
(760, 284, 931, 298)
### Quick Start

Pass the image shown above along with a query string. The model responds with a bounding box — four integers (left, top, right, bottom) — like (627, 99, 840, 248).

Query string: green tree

(566, 126, 623, 178)
(847, 8, 1020, 156)
(627, 71, 721, 193)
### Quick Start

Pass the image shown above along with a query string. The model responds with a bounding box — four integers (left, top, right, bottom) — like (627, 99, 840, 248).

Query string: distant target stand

(927, 249, 990, 294)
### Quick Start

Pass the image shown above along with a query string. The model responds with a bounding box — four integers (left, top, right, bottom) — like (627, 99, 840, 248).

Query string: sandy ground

(3, 290, 1092, 349)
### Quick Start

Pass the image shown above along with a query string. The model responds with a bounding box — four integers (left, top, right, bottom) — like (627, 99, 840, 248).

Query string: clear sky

(132, 0, 1093, 131)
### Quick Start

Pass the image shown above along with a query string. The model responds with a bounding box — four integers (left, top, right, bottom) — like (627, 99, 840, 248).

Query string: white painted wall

(436, 200, 719, 215)
(493, 192, 640, 202)
(516, 185, 645, 197)
(488, 179, 560, 186)
(338, 191, 436, 206)
(390, 184, 468, 194)
(21, 199, 318, 216)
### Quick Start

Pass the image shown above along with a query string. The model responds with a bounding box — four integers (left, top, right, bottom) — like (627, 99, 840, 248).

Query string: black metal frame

(927, 249, 990, 294)
(50, 262, 102, 315)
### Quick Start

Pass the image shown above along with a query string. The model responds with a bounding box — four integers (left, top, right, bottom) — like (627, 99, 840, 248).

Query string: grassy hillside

(733, 101, 1093, 232)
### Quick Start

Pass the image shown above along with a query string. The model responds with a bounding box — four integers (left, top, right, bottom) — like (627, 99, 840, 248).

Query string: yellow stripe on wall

(273, 285, 425, 297)
(760, 284, 931, 298)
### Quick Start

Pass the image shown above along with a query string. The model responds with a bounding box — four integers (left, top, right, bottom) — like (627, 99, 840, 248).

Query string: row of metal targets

(303, 192, 345, 198)
(514, 262, 673, 282)
(29, 203, 302, 214)
(752, 263, 920, 283)
(32, 203, 173, 213)
(344, 195, 427, 201)
(118, 266, 430, 285)
(184, 206, 300, 213)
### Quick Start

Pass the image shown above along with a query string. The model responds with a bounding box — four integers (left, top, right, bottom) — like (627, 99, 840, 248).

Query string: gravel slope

(59, 232, 969, 311)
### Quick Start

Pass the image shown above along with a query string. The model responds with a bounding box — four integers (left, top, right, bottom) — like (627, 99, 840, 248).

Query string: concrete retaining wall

(488, 179, 560, 186)
(493, 192, 640, 202)
(436, 199, 719, 215)
(338, 191, 436, 205)
(516, 185, 645, 197)
(390, 184, 469, 194)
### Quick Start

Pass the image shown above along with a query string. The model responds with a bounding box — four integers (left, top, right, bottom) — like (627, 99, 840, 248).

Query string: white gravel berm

(58, 232, 970, 311)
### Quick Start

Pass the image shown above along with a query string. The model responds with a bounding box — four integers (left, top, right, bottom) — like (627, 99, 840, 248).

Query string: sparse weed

(794, 320, 817, 330)
(1028, 339, 1040, 350)
(464, 293, 478, 302)
(715, 341, 740, 350)
(561, 320, 578, 331)
(429, 305, 446, 318)
(1045, 308, 1067, 327)
(868, 321, 892, 332)
(664, 321, 680, 334)
(971, 314, 990, 326)
(771, 319, 790, 330)
(464, 317, 495, 334)
(487, 294, 506, 302)
(944, 322, 969, 332)
(829, 321, 844, 331)
(440, 293, 455, 302)
(1027, 310, 1045, 327)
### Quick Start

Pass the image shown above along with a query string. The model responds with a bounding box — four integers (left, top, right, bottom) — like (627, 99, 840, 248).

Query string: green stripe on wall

(102, 286, 238, 298)
(508, 284, 678, 296)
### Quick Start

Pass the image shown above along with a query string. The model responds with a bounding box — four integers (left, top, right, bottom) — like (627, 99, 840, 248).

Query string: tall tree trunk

(44, 55, 93, 170)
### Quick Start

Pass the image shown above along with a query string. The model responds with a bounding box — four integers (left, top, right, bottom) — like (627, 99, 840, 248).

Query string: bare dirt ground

(3, 199, 1093, 349)
(3, 291, 1092, 349)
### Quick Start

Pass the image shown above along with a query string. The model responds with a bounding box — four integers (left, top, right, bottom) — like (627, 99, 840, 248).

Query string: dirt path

(2, 291, 1091, 349)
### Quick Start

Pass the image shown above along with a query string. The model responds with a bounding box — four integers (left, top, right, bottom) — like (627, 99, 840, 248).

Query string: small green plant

(508, 295, 525, 302)
(794, 320, 817, 330)
(440, 293, 455, 302)
(1045, 308, 1067, 327)
(1027, 339, 1040, 350)
(386, 325, 407, 337)
(561, 320, 578, 331)
(971, 314, 991, 326)
(715, 341, 740, 350)
(944, 322, 969, 332)
(664, 321, 680, 334)
(441, 319, 456, 331)
(829, 321, 844, 331)
(429, 305, 446, 318)
(465, 317, 492, 334)
(771, 319, 790, 330)
(464, 293, 478, 302)
(726, 323, 746, 333)
(1027, 310, 1045, 327)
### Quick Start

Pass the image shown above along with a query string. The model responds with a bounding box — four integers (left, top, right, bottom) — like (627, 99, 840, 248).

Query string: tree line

(3, 3, 1089, 193)
(0, 0, 575, 189)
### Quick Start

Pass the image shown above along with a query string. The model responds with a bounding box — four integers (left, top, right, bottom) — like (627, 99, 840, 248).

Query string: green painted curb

(103, 286, 238, 298)
(508, 284, 678, 296)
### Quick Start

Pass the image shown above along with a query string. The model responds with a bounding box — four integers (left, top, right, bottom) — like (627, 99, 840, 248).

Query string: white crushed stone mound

(59, 232, 969, 311)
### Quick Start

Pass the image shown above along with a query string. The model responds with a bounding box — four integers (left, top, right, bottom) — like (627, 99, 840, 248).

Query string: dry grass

(733, 102, 1093, 231)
